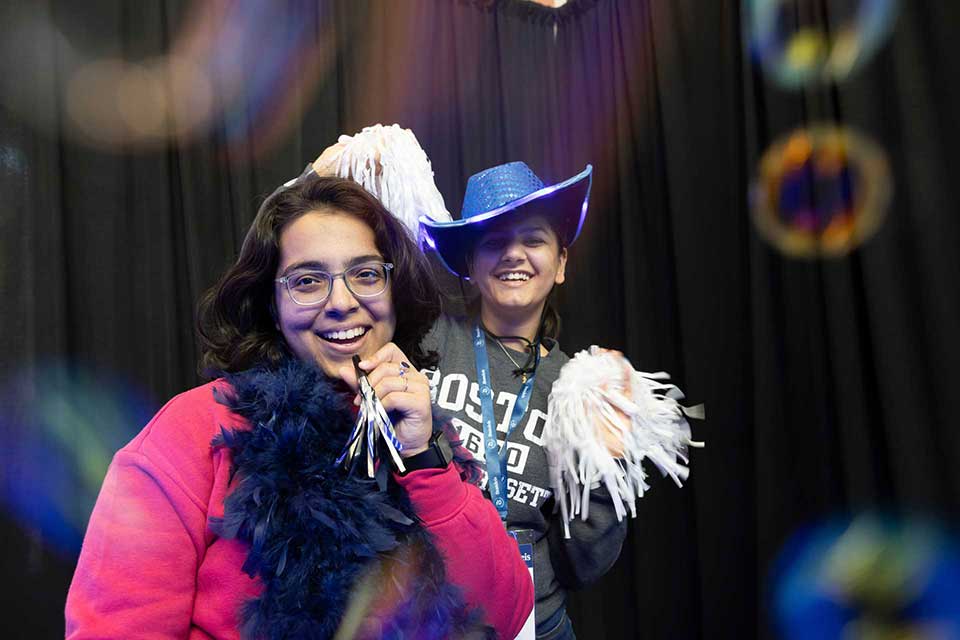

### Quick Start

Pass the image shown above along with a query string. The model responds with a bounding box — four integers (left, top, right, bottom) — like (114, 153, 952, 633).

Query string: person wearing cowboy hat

(417, 160, 627, 640)
(309, 127, 700, 640)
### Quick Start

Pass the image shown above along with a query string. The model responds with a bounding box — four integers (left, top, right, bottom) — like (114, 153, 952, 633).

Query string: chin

(313, 349, 354, 376)
(506, 289, 540, 303)
(314, 359, 343, 378)
(494, 297, 538, 314)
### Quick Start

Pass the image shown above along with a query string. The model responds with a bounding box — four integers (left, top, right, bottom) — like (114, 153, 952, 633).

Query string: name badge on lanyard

(471, 324, 536, 523)
(508, 528, 536, 640)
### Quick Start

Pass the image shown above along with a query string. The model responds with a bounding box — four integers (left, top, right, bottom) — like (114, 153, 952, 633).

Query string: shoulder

(130, 381, 242, 449)
(537, 340, 571, 380)
(424, 314, 471, 351)
(551, 343, 571, 365)
(120, 380, 246, 489)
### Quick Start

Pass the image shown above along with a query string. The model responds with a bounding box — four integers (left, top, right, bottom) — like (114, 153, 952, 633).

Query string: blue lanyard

(472, 324, 537, 523)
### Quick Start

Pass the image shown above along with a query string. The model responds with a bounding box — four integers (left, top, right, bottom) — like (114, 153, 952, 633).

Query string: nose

(324, 276, 359, 317)
(500, 238, 526, 263)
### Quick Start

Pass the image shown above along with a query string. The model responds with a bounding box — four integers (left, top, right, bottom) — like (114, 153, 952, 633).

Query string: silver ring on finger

(402, 376, 409, 393)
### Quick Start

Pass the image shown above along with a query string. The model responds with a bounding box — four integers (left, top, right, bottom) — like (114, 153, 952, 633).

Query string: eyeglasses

(275, 262, 394, 306)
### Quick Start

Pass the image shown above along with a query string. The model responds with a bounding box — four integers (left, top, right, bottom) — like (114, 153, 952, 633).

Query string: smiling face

(275, 210, 396, 377)
(468, 214, 567, 325)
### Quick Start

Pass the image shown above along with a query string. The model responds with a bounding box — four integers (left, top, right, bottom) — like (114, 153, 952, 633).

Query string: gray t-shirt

(422, 315, 627, 632)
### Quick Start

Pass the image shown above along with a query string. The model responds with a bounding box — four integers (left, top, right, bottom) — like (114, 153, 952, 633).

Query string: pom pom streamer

(324, 123, 452, 242)
(545, 347, 705, 538)
(336, 356, 406, 478)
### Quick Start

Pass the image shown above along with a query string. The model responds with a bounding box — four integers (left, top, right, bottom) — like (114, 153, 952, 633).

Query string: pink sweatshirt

(65, 381, 533, 639)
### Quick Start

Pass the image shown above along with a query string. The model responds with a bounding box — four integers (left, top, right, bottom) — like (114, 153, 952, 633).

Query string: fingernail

(354, 394, 360, 406)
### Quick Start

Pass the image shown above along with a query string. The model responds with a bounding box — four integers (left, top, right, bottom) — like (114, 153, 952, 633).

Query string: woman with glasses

(65, 176, 533, 639)
(310, 128, 630, 640)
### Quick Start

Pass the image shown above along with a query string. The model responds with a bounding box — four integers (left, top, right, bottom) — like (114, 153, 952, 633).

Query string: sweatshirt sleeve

(64, 449, 209, 639)
(547, 486, 627, 589)
(395, 464, 534, 639)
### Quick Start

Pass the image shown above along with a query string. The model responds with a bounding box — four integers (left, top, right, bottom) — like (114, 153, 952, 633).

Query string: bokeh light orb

(0, 363, 155, 556)
(2, 2, 329, 156)
(66, 58, 129, 147)
(116, 60, 169, 140)
(770, 513, 960, 640)
(751, 125, 891, 258)
(336, 540, 488, 639)
(748, 0, 899, 88)
(0, 145, 28, 177)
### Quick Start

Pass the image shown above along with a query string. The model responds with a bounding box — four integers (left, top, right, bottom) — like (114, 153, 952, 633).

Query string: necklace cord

(478, 305, 546, 379)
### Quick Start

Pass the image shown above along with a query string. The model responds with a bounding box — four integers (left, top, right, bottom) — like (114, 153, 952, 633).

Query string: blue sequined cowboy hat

(419, 161, 593, 277)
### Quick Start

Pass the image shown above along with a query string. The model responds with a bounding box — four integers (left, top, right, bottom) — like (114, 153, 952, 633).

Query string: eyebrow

(279, 254, 384, 277)
(517, 224, 549, 233)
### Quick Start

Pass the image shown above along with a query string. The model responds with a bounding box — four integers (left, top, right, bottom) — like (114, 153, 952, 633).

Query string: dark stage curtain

(2, 1, 958, 637)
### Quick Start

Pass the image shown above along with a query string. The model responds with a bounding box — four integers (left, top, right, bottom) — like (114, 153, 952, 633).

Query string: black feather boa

(209, 358, 494, 640)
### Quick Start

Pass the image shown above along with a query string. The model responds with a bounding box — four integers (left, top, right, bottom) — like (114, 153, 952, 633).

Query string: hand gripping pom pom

(545, 347, 705, 538)
(324, 123, 452, 244)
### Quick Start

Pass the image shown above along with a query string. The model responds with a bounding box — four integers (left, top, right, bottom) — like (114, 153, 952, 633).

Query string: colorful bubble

(751, 125, 891, 258)
(0, 145, 28, 177)
(336, 540, 485, 640)
(770, 513, 960, 640)
(0, 363, 155, 557)
(747, 0, 899, 88)
(1, 1, 335, 156)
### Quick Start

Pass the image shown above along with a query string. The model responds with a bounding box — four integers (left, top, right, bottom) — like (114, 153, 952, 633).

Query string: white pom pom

(545, 346, 704, 538)
(325, 124, 452, 243)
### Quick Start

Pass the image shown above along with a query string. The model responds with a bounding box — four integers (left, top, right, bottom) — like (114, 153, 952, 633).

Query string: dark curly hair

(197, 175, 441, 378)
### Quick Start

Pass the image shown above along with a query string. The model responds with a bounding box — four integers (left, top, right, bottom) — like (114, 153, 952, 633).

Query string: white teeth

(498, 272, 530, 281)
(322, 327, 367, 340)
